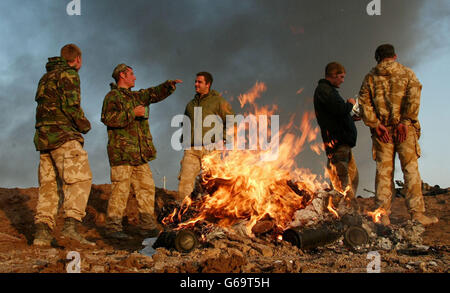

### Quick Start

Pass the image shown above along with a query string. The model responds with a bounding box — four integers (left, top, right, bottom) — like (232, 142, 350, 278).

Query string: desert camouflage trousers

(372, 124, 425, 214)
(35, 140, 92, 230)
(177, 147, 216, 202)
(106, 163, 156, 231)
(326, 145, 359, 200)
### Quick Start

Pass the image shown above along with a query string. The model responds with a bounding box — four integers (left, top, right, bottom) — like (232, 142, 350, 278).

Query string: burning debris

(152, 83, 335, 252)
(132, 83, 447, 273)
(0, 185, 446, 273)
(146, 169, 435, 264)
(152, 184, 372, 254)
(147, 82, 433, 259)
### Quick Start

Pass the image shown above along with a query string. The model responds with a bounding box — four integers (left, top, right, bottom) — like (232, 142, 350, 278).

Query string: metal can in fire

(343, 226, 369, 248)
(282, 225, 342, 250)
(153, 229, 199, 253)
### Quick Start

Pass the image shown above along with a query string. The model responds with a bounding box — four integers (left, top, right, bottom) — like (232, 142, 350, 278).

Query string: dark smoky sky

(0, 0, 449, 196)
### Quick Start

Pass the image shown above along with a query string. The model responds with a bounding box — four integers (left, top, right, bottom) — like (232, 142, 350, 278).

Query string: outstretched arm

(137, 79, 183, 105)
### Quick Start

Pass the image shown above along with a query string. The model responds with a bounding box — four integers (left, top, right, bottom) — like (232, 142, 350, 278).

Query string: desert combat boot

(33, 222, 55, 246)
(412, 212, 439, 226)
(61, 217, 96, 246)
(137, 213, 161, 238)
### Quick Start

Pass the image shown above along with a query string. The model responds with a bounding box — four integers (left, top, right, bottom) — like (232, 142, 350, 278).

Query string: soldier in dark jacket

(33, 44, 94, 246)
(101, 63, 181, 239)
(314, 62, 359, 206)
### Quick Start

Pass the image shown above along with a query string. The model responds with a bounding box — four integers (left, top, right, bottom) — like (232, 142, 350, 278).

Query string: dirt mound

(0, 185, 448, 273)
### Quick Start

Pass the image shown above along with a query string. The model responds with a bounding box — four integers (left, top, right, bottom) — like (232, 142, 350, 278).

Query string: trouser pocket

(63, 149, 92, 184)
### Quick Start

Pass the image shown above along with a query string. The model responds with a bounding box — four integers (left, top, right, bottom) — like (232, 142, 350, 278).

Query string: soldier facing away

(177, 72, 234, 203)
(33, 44, 94, 246)
(313, 62, 359, 209)
(358, 44, 438, 226)
(101, 64, 182, 240)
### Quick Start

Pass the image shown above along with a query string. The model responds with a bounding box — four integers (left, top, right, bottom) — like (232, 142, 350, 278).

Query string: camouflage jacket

(184, 90, 234, 146)
(101, 81, 176, 166)
(34, 57, 91, 151)
(358, 60, 422, 131)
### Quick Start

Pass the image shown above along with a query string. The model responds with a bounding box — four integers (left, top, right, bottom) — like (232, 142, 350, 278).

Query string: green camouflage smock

(34, 57, 91, 151)
(184, 90, 235, 146)
(101, 81, 176, 166)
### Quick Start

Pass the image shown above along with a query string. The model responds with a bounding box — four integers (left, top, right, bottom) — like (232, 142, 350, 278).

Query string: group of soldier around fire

(32, 43, 438, 247)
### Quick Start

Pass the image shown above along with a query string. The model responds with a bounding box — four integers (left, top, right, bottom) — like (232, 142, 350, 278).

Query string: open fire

(158, 82, 374, 251)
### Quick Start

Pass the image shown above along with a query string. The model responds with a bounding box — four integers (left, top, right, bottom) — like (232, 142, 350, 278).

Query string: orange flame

(327, 196, 339, 218)
(367, 208, 387, 223)
(310, 142, 324, 155)
(162, 207, 178, 226)
(164, 82, 336, 233)
(238, 81, 267, 108)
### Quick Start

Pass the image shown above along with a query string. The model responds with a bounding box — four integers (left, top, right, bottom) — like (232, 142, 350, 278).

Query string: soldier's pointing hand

(171, 79, 183, 85)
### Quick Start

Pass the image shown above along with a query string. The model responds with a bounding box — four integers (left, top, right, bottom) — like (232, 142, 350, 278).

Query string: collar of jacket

(319, 78, 337, 88)
(373, 60, 397, 76)
(46, 56, 74, 72)
(194, 89, 219, 101)
(110, 82, 132, 94)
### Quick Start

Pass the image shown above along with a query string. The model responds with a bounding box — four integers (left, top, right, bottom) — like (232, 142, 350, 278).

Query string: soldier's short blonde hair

(61, 44, 82, 63)
(325, 62, 346, 77)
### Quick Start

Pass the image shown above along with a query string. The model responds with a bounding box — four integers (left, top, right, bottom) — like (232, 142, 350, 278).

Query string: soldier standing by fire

(358, 44, 438, 226)
(101, 64, 182, 239)
(314, 62, 359, 209)
(177, 72, 234, 203)
(33, 44, 94, 246)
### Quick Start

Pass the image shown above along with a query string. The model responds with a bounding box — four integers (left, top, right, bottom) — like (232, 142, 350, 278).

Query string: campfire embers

(154, 181, 367, 253)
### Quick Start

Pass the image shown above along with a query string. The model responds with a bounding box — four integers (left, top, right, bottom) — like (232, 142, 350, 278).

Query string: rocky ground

(0, 184, 448, 273)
